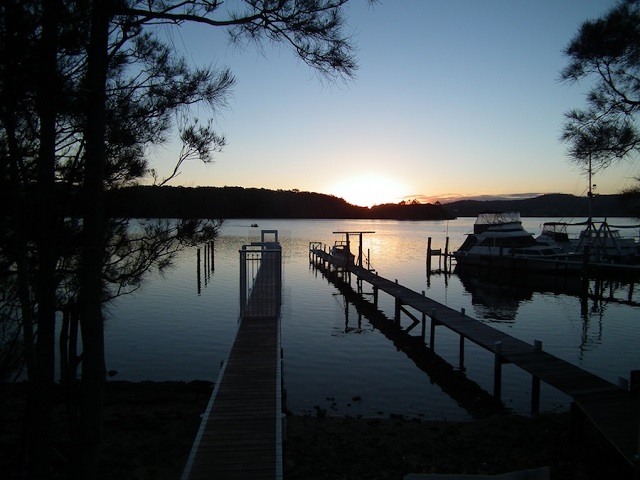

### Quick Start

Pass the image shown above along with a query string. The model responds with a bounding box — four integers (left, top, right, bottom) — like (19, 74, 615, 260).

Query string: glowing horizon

(148, 1, 640, 207)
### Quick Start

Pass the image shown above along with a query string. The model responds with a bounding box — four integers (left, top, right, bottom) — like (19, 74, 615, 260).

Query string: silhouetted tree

(2, 0, 368, 478)
(79, 0, 363, 470)
(561, 0, 640, 170)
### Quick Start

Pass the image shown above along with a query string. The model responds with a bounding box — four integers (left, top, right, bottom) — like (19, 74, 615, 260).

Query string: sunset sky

(149, 0, 639, 207)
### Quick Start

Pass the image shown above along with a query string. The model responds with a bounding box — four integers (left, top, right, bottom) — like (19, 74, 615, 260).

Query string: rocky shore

(0, 381, 634, 479)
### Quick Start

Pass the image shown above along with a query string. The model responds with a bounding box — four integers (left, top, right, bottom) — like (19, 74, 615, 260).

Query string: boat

(329, 240, 355, 267)
(453, 211, 572, 271)
(537, 220, 640, 263)
(535, 154, 640, 265)
(536, 222, 575, 252)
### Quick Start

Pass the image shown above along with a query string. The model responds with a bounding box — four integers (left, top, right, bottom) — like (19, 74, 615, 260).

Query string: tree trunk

(77, 1, 110, 478)
(29, 0, 61, 477)
(0, 6, 37, 480)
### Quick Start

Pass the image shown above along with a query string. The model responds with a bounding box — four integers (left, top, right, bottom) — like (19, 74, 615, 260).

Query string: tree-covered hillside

(443, 193, 639, 218)
(103, 187, 640, 219)
(105, 186, 455, 220)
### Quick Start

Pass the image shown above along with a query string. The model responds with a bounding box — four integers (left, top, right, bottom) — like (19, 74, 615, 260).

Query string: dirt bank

(0, 381, 634, 479)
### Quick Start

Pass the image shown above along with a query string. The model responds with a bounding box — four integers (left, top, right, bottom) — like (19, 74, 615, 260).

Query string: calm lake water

(105, 218, 640, 421)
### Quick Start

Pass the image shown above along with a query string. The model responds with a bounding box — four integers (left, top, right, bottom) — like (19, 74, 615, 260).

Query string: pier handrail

(239, 238, 282, 317)
(183, 230, 283, 479)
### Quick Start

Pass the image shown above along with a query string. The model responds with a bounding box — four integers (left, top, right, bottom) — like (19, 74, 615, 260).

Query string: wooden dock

(182, 233, 283, 480)
(310, 245, 640, 472)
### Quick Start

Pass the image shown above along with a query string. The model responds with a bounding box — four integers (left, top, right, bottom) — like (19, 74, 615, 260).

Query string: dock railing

(239, 230, 282, 318)
(182, 229, 283, 480)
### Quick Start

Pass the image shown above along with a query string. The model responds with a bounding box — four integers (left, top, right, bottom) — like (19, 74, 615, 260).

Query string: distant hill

(103, 187, 639, 220)
(105, 186, 454, 220)
(442, 193, 639, 218)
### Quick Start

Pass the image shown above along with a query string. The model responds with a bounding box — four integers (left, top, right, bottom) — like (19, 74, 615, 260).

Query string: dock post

(210, 240, 215, 271)
(197, 248, 202, 295)
(531, 340, 542, 414)
(324, 245, 328, 269)
(494, 341, 503, 401)
(204, 244, 209, 287)
(426, 237, 432, 273)
(459, 308, 466, 370)
(629, 376, 640, 464)
(421, 291, 426, 342)
(570, 402, 586, 440)
(630, 370, 640, 396)
(444, 237, 450, 272)
(637, 397, 640, 462)
(394, 279, 401, 325)
(373, 285, 378, 307)
(429, 308, 436, 350)
(618, 377, 630, 391)
(239, 246, 246, 315)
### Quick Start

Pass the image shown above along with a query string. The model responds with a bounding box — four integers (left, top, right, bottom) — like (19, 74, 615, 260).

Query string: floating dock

(182, 231, 283, 480)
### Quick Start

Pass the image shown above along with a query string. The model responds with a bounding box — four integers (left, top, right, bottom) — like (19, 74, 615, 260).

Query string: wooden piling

(394, 279, 401, 324)
(459, 307, 466, 369)
(205, 244, 210, 285)
(210, 240, 215, 271)
(429, 308, 436, 350)
(197, 248, 201, 295)
(532, 340, 542, 414)
(494, 341, 503, 400)
(421, 291, 426, 342)
(444, 237, 450, 272)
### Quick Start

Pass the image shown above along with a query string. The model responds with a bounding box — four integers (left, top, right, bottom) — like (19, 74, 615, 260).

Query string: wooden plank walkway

(311, 247, 640, 471)
(182, 246, 282, 480)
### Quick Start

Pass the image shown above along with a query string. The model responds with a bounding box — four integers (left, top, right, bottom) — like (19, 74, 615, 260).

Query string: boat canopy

(476, 211, 521, 225)
(474, 211, 521, 234)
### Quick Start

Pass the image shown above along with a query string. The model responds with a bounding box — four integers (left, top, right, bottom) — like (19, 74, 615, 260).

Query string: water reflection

(313, 261, 505, 418)
(196, 241, 216, 295)
(88, 218, 640, 419)
(455, 265, 640, 365)
(457, 265, 639, 322)
(331, 293, 369, 336)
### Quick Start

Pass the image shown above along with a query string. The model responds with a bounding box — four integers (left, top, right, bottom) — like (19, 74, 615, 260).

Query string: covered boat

(329, 241, 355, 267)
(454, 212, 568, 269)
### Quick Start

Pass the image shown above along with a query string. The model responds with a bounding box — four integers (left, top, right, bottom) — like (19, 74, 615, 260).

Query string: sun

(327, 175, 409, 208)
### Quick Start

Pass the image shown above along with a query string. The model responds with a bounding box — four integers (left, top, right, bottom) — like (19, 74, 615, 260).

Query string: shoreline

(1, 381, 634, 479)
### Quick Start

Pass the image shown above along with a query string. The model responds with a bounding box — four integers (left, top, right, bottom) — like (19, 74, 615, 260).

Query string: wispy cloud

(403, 193, 546, 204)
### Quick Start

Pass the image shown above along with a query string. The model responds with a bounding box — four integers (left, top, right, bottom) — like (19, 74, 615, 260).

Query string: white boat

(454, 212, 570, 270)
(536, 158, 640, 265)
(537, 220, 640, 263)
(536, 222, 576, 252)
